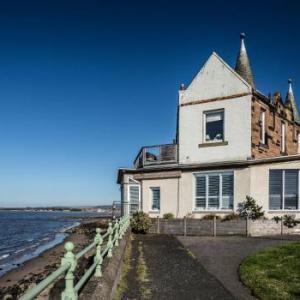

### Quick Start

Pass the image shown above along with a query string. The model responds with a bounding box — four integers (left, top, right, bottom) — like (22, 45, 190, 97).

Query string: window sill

(192, 209, 233, 213)
(269, 210, 300, 213)
(198, 141, 228, 148)
(259, 142, 268, 149)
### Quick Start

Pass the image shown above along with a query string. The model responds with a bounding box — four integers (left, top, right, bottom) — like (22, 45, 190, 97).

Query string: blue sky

(0, 0, 299, 207)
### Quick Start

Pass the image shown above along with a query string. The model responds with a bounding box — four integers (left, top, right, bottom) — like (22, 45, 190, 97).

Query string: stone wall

(250, 219, 300, 236)
(251, 94, 300, 159)
(79, 230, 131, 300)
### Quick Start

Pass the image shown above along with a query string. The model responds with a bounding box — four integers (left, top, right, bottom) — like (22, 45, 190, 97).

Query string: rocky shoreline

(0, 218, 109, 300)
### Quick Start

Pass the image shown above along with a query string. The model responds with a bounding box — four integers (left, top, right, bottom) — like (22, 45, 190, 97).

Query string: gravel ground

(178, 235, 300, 300)
(120, 234, 234, 300)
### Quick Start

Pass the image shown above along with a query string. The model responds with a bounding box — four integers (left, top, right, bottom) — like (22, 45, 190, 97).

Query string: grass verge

(113, 235, 132, 300)
(240, 242, 300, 300)
(137, 241, 151, 298)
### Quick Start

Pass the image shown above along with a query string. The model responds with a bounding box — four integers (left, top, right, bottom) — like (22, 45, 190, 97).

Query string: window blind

(195, 172, 233, 210)
(129, 185, 140, 214)
(269, 170, 299, 210)
(285, 170, 298, 210)
(222, 173, 234, 209)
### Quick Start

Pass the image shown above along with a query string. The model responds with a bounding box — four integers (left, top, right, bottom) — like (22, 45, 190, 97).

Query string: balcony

(134, 144, 178, 168)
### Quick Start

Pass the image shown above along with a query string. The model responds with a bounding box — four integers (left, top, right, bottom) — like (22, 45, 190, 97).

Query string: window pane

(269, 170, 282, 210)
(195, 176, 206, 209)
(129, 185, 140, 214)
(129, 186, 139, 204)
(222, 173, 233, 209)
(151, 187, 160, 210)
(208, 174, 219, 209)
(205, 111, 224, 142)
(285, 170, 298, 210)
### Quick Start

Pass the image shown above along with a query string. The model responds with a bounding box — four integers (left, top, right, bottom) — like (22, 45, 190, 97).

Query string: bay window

(195, 172, 233, 210)
(269, 169, 299, 210)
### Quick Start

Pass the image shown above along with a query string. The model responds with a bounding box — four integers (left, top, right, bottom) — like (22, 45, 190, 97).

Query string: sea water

(0, 211, 100, 277)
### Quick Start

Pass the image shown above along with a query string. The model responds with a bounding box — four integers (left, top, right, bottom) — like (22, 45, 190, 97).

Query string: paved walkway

(120, 234, 233, 300)
(178, 235, 300, 300)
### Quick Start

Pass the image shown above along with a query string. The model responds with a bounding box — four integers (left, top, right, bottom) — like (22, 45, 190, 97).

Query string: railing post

(94, 228, 103, 277)
(107, 222, 113, 258)
(119, 218, 124, 241)
(61, 242, 77, 300)
(114, 221, 119, 246)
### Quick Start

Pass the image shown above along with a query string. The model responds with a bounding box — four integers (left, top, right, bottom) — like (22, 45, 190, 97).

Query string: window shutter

(208, 174, 219, 209)
(285, 170, 298, 209)
(222, 173, 234, 209)
(195, 176, 206, 208)
(269, 170, 282, 210)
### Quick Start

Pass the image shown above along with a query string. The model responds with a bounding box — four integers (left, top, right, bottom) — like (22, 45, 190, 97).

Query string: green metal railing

(18, 215, 130, 300)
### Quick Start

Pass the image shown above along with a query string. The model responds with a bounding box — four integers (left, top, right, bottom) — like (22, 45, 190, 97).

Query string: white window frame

(193, 171, 234, 211)
(127, 183, 141, 215)
(150, 187, 160, 212)
(259, 111, 265, 144)
(281, 122, 286, 153)
(269, 169, 300, 211)
(203, 109, 225, 143)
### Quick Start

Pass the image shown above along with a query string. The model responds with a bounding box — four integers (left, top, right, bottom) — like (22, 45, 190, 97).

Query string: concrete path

(178, 235, 300, 300)
(120, 234, 234, 300)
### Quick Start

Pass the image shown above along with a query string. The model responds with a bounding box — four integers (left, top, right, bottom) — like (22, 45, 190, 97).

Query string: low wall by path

(79, 230, 131, 300)
(149, 218, 300, 237)
(149, 218, 247, 236)
(250, 220, 300, 236)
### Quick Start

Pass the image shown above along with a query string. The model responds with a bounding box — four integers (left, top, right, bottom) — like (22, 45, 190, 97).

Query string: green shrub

(238, 196, 264, 220)
(283, 214, 299, 228)
(202, 214, 221, 220)
(221, 212, 241, 222)
(163, 213, 174, 219)
(272, 216, 282, 223)
(130, 212, 152, 234)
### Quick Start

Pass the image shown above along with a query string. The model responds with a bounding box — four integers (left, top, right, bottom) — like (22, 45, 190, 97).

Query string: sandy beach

(0, 218, 108, 300)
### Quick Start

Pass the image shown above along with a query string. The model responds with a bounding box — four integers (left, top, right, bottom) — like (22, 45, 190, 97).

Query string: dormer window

(204, 110, 224, 142)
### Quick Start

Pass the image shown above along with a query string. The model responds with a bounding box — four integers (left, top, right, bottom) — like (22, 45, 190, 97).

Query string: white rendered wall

(179, 95, 252, 164)
(178, 52, 252, 164)
(180, 52, 251, 104)
(249, 160, 300, 218)
(141, 178, 179, 218)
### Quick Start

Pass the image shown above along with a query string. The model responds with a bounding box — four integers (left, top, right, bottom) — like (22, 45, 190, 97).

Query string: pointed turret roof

(235, 33, 255, 89)
(285, 79, 300, 123)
